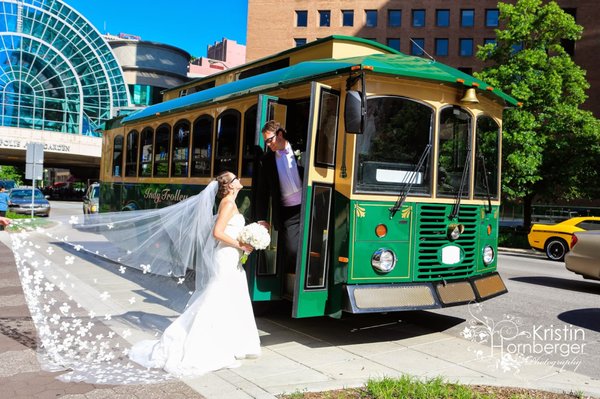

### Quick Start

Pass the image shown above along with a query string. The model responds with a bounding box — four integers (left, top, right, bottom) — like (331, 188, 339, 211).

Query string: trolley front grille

(415, 204, 477, 280)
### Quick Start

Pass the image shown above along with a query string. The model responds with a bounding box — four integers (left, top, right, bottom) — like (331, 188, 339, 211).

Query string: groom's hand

(239, 242, 254, 253)
(257, 220, 271, 230)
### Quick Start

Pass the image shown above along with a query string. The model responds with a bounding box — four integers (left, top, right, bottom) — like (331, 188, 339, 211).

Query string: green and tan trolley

(101, 36, 515, 318)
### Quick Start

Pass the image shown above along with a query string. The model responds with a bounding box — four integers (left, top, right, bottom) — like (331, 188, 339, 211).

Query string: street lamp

(208, 59, 229, 69)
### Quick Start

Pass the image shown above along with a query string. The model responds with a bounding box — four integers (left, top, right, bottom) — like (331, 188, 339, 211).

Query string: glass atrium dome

(0, 0, 129, 135)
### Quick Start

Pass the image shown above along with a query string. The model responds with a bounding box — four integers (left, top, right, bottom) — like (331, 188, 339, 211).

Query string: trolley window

(356, 96, 433, 195)
(113, 135, 123, 177)
(191, 115, 213, 177)
(153, 124, 171, 177)
(242, 105, 258, 177)
(125, 130, 138, 177)
(139, 127, 154, 177)
(215, 110, 240, 174)
(437, 106, 472, 197)
(172, 120, 191, 177)
(474, 115, 500, 199)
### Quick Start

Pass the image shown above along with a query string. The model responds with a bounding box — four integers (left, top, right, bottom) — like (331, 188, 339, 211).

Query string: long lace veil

(76, 180, 219, 291)
(5, 181, 220, 384)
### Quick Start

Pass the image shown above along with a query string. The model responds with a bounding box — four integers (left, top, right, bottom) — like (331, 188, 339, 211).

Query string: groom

(255, 120, 303, 274)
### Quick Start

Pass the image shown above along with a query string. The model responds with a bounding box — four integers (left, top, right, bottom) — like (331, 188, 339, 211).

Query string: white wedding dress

(128, 213, 261, 376)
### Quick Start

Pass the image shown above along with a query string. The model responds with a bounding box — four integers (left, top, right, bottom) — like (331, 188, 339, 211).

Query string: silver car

(8, 188, 51, 217)
(565, 231, 600, 281)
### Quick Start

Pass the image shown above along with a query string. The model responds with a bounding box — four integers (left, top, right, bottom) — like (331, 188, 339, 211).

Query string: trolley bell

(460, 88, 479, 103)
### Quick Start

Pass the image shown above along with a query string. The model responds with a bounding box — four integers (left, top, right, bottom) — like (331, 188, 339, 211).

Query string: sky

(63, 0, 248, 58)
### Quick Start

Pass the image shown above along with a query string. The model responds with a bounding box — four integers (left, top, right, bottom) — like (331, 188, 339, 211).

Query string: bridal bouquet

(238, 222, 271, 264)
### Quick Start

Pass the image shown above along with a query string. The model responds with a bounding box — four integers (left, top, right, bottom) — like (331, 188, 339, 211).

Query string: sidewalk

(0, 236, 205, 399)
(1, 227, 598, 399)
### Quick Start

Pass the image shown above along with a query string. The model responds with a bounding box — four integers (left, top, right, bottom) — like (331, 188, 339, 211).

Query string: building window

(294, 38, 307, 47)
(129, 84, 163, 105)
(412, 9, 426, 27)
(435, 38, 449, 56)
(387, 38, 400, 51)
(458, 67, 473, 76)
(459, 38, 474, 56)
(562, 8, 576, 57)
(365, 10, 378, 27)
(484, 38, 496, 46)
(512, 42, 524, 54)
(388, 10, 401, 27)
(485, 9, 499, 27)
(436, 9, 450, 27)
(411, 38, 425, 55)
(296, 10, 308, 27)
(461, 9, 474, 27)
(342, 10, 354, 27)
(319, 10, 331, 27)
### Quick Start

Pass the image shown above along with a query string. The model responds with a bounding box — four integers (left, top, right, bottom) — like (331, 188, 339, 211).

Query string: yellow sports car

(527, 217, 600, 261)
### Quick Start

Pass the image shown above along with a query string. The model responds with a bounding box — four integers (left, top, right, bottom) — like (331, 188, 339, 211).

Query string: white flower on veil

(237, 223, 270, 264)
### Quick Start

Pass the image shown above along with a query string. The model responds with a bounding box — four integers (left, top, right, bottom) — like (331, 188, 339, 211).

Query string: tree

(0, 165, 23, 186)
(475, 0, 600, 229)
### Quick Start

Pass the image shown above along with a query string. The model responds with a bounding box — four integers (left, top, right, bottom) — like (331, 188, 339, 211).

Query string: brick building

(247, 0, 599, 117)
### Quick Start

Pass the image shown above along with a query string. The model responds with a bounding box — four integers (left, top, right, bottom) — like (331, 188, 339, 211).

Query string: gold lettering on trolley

(143, 188, 189, 204)
(355, 204, 366, 218)
(401, 206, 412, 219)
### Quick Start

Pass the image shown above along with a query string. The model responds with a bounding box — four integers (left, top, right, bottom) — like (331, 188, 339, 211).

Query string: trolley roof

(123, 37, 518, 125)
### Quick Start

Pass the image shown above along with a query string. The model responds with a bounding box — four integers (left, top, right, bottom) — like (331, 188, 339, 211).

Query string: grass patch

(364, 376, 493, 399)
(3, 212, 54, 231)
(280, 375, 585, 398)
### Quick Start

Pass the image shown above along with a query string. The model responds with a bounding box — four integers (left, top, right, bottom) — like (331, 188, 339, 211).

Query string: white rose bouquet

(237, 222, 271, 264)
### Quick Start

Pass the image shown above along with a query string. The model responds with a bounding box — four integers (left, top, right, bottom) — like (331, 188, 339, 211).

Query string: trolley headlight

(483, 246, 495, 265)
(371, 248, 396, 273)
(91, 205, 98, 213)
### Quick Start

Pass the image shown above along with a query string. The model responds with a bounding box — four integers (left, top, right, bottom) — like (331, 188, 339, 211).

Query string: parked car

(527, 216, 600, 261)
(565, 231, 600, 281)
(82, 183, 100, 214)
(43, 181, 85, 200)
(8, 188, 51, 217)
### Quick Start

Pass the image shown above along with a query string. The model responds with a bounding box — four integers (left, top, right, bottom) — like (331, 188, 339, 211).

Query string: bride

(128, 171, 261, 376)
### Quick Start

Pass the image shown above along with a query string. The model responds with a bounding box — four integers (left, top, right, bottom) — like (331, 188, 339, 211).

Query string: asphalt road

(428, 252, 600, 379)
(47, 200, 600, 380)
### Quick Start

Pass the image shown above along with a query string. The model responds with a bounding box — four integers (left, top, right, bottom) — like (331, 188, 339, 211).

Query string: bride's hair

(216, 170, 234, 199)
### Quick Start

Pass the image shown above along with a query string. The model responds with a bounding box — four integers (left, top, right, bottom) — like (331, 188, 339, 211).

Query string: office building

(0, 0, 190, 179)
(105, 33, 191, 106)
(247, 0, 599, 116)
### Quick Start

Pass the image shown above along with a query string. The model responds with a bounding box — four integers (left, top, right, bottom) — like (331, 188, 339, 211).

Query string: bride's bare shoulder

(218, 199, 238, 214)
